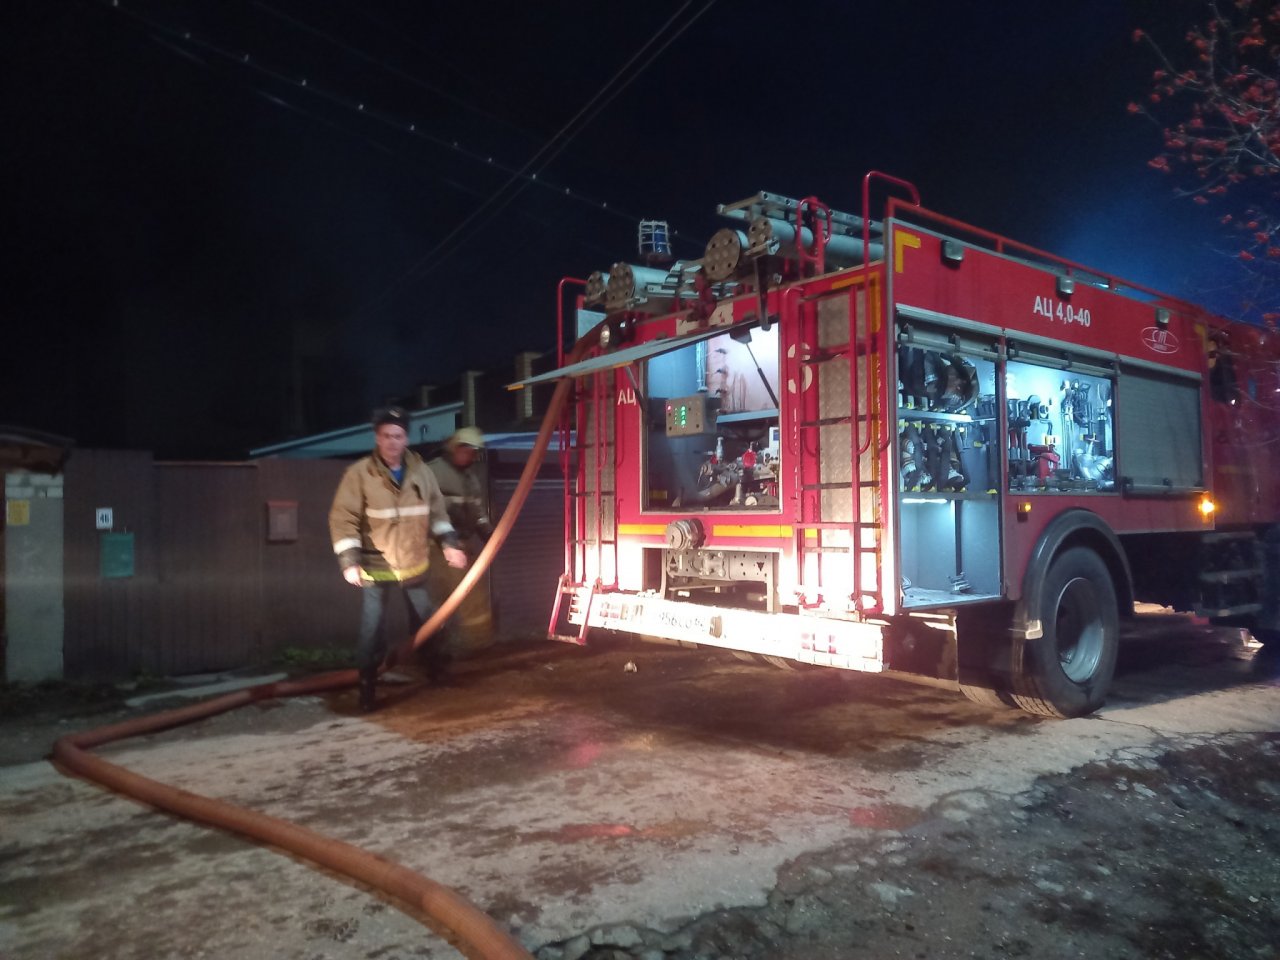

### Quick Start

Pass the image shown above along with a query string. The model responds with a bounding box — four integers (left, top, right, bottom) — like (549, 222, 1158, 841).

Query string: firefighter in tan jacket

(428, 427, 493, 543)
(329, 406, 466, 711)
(427, 427, 494, 648)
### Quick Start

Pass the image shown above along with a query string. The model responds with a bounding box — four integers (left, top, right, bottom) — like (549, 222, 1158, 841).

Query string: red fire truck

(515, 173, 1280, 718)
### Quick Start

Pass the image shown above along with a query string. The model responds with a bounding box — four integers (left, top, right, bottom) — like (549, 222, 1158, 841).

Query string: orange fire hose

(51, 326, 599, 959)
(394, 320, 596, 662)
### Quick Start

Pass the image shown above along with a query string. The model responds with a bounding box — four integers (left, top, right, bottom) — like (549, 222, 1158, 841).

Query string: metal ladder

(549, 367, 617, 643)
(790, 175, 918, 616)
(791, 271, 887, 616)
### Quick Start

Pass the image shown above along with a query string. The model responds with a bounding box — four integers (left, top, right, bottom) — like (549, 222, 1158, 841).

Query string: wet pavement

(1, 613, 1278, 959)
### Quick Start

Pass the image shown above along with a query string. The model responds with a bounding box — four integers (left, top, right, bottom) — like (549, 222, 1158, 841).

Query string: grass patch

(0, 679, 126, 719)
(274, 646, 355, 672)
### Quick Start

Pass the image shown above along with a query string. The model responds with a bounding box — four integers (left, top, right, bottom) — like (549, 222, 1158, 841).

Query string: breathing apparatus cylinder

(942, 427, 969, 491)
(899, 422, 929, 491)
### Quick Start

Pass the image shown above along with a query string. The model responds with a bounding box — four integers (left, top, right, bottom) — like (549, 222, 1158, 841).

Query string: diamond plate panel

(817, 293, 850, 349)
(818, 355, 851, 422)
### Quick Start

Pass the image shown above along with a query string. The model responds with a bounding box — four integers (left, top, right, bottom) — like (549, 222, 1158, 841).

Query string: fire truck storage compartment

(1115, 363, 1203, 492)
(644, 324, 781, 511)
(1004, 348, 1116, 493)
(896, 323, 1001, 607)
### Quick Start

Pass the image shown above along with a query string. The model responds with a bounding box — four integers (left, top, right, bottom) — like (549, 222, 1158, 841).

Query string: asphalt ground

(1, 613, 1277, 959)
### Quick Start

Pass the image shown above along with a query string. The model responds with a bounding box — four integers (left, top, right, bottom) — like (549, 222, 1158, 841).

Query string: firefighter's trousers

(357, 580, 453, 672)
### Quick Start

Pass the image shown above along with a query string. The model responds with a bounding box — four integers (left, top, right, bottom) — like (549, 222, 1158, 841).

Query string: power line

(251, 1, 537, 141)
(102, 0, 670, 236)
(254, 88, 625, 261)
(343, 3, 533, 111)
(101, 0, 714, 325)
(352, 0, 716, 320)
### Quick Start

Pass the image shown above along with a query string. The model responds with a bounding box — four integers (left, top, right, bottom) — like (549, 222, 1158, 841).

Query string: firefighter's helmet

(445, 427, 486, 450)
(372, 406, 410, 432)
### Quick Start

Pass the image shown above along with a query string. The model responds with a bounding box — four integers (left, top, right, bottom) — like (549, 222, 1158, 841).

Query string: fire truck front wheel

(1013, 547, 1120, 719)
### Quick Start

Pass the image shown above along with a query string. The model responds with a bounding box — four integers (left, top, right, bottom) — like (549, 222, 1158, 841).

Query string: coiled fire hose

(51, 326, 600, 959)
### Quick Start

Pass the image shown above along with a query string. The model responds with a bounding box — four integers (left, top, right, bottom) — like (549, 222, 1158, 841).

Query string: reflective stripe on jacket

(328, 450, 456, 582)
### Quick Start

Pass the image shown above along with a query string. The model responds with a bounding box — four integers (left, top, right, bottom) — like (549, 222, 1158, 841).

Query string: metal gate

(490, 477, 564, 634)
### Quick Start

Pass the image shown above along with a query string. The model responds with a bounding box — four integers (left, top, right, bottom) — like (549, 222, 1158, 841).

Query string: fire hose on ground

(51, 325, 600, 960)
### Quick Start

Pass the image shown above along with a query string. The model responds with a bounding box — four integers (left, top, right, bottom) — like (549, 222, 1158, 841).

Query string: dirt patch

(0, 685, 133, 766)
(4, 634, 1276, 959)
(539, 733, 1280, 960)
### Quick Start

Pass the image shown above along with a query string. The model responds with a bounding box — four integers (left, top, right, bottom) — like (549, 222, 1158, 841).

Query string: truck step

(1195, 603, 1263, 618)
(1199, 568, 1263, 583)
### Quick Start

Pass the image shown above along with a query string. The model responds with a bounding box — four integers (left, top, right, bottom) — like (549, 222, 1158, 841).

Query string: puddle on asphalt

(846, 803, 923, 830)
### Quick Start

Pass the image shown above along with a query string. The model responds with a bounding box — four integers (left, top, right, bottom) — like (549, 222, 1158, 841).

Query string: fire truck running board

(1195, 603, 1263, 618)
(562, 587, 885, 673)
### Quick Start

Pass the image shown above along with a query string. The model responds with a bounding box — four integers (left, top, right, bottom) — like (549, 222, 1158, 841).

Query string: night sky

(1, 0, 1244, 458)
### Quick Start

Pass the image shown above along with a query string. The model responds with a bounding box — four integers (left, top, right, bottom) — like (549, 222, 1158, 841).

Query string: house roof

(250, 402, 465, 459)
(0, 425, 74, 472)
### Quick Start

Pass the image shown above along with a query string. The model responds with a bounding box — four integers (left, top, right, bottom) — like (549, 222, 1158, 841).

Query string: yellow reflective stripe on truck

(618, 524, 668, 536)
(711, 525, 793, 538)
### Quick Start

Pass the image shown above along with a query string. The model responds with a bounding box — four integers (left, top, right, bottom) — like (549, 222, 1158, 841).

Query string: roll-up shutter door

(1117, 367, 1204, 491)
(490, 477, 563, 635)
(896, 311, 1001, 360)
(1007, 343, 1116, 379)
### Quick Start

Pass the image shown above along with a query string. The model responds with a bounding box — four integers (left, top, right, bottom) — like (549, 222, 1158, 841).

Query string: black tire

(1012, 547, 1119, 718)
(959, 682, 1013, 709)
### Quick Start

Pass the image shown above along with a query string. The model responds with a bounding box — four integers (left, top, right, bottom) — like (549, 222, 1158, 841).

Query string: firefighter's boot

(358, 667, 377, 712)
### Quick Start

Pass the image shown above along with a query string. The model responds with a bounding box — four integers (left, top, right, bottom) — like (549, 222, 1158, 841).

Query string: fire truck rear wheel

(958, 682, 1012, 709)
(1012, 546, 1119, 719)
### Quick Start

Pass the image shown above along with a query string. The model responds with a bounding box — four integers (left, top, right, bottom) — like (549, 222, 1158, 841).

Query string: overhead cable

(354, 0, 717, 318)
(101, 1, 662, 237)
